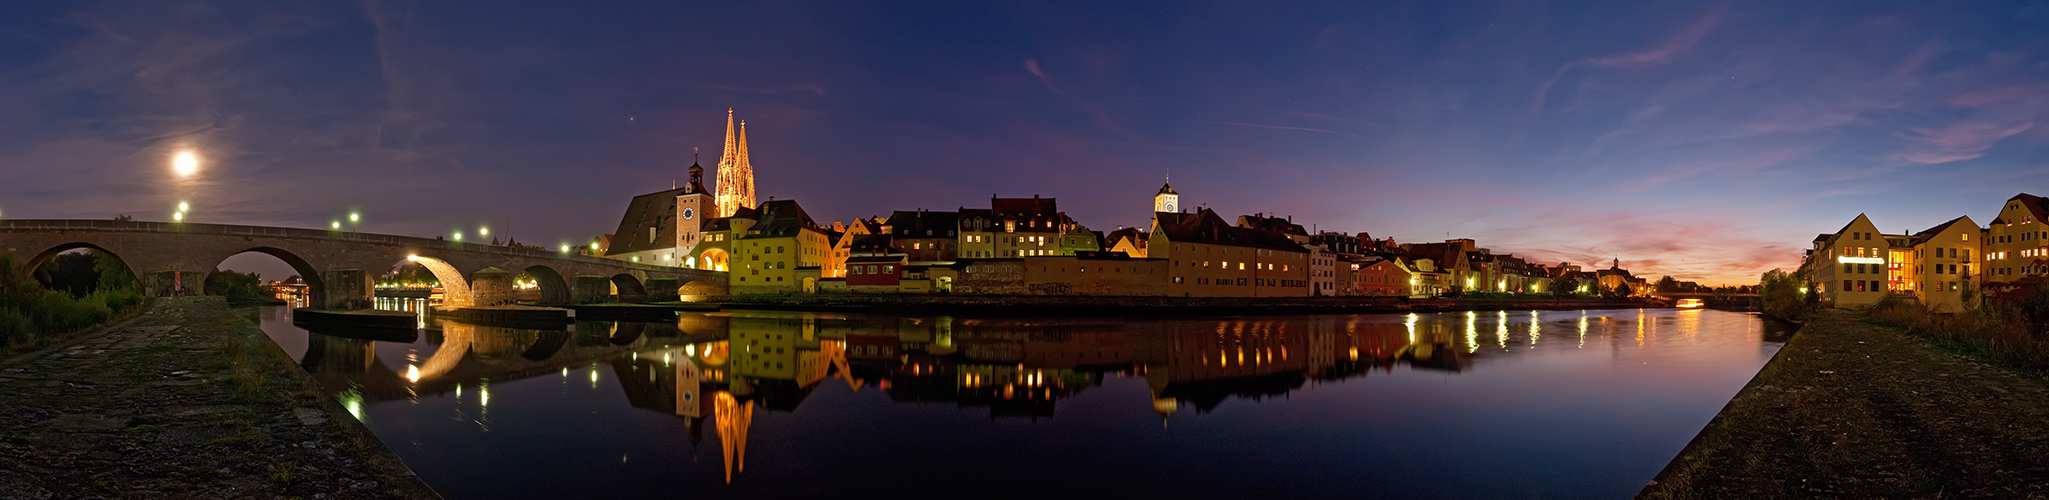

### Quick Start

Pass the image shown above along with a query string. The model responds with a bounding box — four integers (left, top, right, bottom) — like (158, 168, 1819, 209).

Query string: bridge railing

(0, 219, 712, 273)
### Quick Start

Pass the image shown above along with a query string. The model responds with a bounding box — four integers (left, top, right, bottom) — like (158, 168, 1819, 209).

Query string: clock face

(682, 208, 695, 220)
(1163, 201, 1175, 212)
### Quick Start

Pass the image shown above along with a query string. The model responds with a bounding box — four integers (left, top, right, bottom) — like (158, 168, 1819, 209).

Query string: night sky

(2, 1, 2046, 285)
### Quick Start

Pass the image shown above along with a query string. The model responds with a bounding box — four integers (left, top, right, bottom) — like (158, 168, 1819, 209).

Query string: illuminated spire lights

(715, 109, 757, 217)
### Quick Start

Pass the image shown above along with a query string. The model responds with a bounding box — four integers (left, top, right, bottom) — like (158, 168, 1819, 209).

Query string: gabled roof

(991, 197, 1058, 217)
(885, 210, 959, 238)
(1908, 215, 1979, 245)
(1158, 182, 1177, 195)
(605, 187, 690, 255)
(1154, 208, 1308, 253)
(1105, 227, 1149, 249)
(1235, 214, 1308, 236)
(740, 199, 820, 239)
(849, 234, 899, 255)
(1997, 193, 2047, 225)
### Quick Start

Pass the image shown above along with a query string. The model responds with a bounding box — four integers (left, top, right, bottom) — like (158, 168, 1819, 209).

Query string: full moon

(172, 151, 199, 176)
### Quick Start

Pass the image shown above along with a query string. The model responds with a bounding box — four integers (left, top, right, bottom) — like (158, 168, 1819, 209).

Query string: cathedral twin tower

(713, 109, 756, 218)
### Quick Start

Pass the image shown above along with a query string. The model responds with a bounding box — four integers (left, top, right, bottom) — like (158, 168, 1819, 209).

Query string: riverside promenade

(1640, 310, 2049, 498)
(0, 297, 437, 499)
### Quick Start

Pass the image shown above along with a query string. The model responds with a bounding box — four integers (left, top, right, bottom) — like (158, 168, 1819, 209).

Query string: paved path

(0, 297, 437, 499)
(1640, 309, 2049, 499)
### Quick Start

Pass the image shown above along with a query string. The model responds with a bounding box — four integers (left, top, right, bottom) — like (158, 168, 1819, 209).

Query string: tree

(1759, 269, 1813, 322)
(1656, 276, 1679, 293)
(1549, 274, 1579, 297)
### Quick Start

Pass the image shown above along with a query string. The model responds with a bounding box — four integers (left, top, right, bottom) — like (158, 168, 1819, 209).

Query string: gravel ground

(0, 297, 438, 499)
(1639, 309, 2049, 499)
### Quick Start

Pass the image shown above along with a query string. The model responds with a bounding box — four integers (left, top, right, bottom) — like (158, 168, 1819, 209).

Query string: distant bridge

(0, 219, 725, 308)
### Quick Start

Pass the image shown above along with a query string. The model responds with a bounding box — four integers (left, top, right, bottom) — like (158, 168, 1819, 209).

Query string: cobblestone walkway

(0, 297, 437, 499)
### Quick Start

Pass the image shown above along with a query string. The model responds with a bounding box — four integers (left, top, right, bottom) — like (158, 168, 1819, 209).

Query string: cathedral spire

(715, 110, 756, 217)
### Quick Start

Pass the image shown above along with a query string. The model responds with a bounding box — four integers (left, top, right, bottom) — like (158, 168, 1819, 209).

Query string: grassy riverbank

(0, 297, 438, 499)
(1638, 309, 2049, 499)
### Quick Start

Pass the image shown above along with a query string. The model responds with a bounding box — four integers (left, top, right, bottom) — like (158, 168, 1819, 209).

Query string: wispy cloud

(1533, 2, 1729, 115)
(1024, 58, 1059, 94)
(1196, 120, 1341, 135)
(1896, 117, 2034, 164)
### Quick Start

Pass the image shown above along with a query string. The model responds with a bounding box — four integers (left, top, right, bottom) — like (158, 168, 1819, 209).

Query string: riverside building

(1984, 193, 2048, 285)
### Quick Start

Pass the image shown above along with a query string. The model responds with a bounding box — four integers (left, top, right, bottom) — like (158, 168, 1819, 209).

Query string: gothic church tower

(715, 109, 757, 217)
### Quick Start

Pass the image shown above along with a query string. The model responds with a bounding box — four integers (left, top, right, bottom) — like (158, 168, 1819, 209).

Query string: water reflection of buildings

(308, 310, 1488, 484)
(592, 313, 1475, 482)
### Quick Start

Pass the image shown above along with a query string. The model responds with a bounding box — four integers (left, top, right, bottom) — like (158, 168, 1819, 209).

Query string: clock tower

(676, 159, 715, 267)
(1153, 178, 1178, 214)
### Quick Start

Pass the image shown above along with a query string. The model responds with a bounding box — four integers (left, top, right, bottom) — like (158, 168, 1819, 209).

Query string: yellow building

(1905, 215, 1981, 312)
(957, 208, 997, 259)
(1149, 209, 1310, 298)
(731, 200, 833, 295)
(825, 218, 881, 278)
(1803, 214, 1895, 308)
(1984, 193, 2047, 286)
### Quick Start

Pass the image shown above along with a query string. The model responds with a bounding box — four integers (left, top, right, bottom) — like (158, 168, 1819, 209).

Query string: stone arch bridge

(0, 220, 725, 309)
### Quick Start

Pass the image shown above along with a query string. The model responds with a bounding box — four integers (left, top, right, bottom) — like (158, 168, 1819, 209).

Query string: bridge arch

(211, 247, 328, 307)
(698, 248, 729, 272)
(29, 242, 140, 285)
(405, 255, 473, 308)
(519, 265, 570, 305)
(611, 273, 647, 302)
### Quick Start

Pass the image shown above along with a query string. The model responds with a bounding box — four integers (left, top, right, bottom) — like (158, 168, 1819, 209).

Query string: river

(243, 302, 1781, 499)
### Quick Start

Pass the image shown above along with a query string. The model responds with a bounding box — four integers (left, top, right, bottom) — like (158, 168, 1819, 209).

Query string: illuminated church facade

(600, 110, 759, 271)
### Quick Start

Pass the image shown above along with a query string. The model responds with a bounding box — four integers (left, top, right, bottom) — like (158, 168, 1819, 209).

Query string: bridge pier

(471, 268, 515, 307)
(646, 278, 680, 303)
(144, 271, 205, 298)
(320, 269, 373, 310)
(573, 275, 612, 304)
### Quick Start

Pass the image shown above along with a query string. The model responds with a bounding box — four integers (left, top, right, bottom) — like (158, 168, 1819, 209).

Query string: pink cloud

(1024, 58, 1059, 94)
(1896, 117, 2034, 164)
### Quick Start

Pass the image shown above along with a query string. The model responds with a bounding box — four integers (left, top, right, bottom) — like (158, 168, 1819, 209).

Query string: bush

(1758, 269, 1815, 322)
(0, 254, 146, 352)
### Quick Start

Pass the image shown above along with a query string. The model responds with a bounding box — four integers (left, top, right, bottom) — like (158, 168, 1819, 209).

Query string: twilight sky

(2, 1, 2047, 285)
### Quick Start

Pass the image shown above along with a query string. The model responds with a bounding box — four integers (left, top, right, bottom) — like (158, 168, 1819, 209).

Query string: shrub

(0, 254, 146, 351)
(1758, 269, 1815, 322)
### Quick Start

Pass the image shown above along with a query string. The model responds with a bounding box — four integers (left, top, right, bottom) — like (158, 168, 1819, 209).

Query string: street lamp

(331, 221, 341, 229)
(453, 231, 464, 242)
